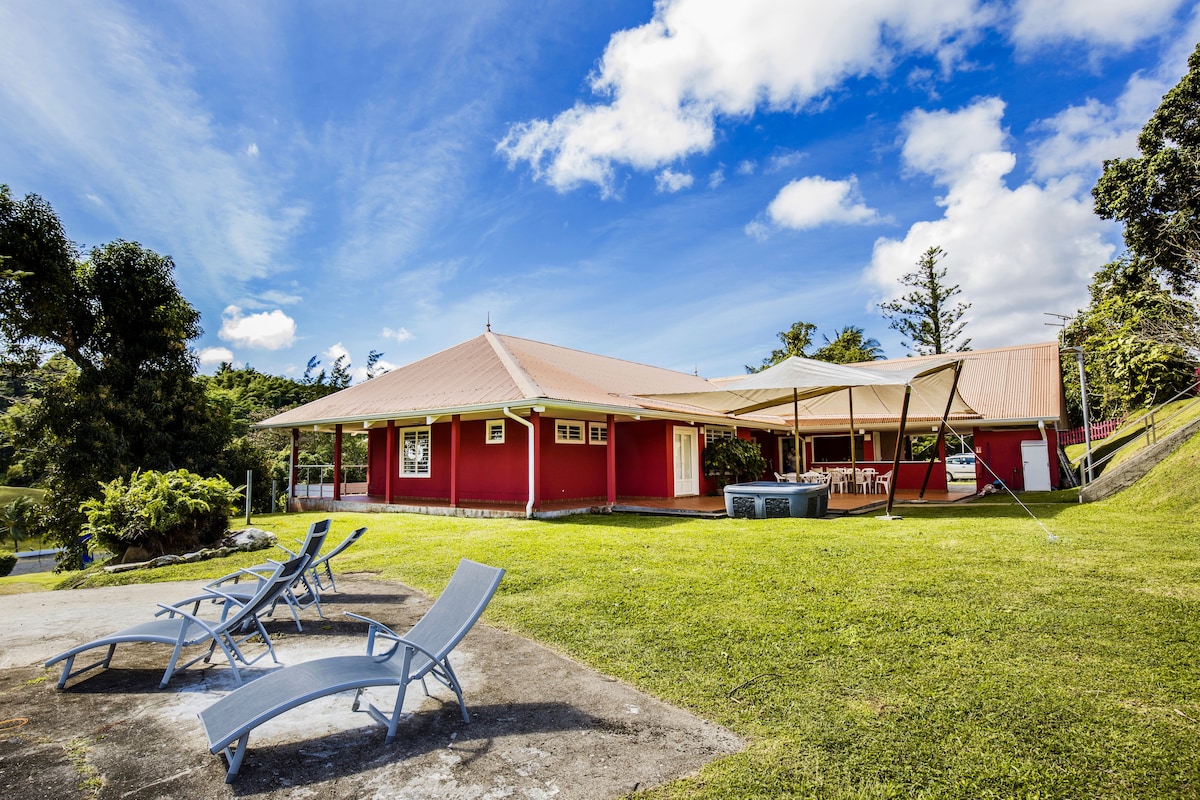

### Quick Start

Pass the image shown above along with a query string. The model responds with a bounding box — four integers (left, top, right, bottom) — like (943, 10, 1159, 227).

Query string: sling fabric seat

(198, 518, 331, 631)
(307, 525, 367, 592)
(45, 554, 311, 690)
(199, 558, 504, 782)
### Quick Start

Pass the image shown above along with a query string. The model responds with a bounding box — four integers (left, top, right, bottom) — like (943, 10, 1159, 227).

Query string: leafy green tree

(812, 326, 884, 364)
(701, 437, 768, 488)
(747, 321, 816, 372)
(0, 494, 35, 550)
(878, 246, 971, 355)
(1060, 257, 1198, 422)
(1093, 42, 1200, 292)
(0, 187, 229, 566)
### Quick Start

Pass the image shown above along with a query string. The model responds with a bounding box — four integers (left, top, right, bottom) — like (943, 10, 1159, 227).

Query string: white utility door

(673, 426, 699, 496)
(1020, 440, 1052, 492)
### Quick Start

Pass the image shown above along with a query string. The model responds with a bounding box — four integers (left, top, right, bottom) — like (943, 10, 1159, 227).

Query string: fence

(1059, 418, 1124, 446)
(291, 463, 368, 499)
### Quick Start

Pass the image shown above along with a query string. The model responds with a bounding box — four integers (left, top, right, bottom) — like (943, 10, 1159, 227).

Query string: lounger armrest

(344, 612, 405, 656)
(206, 560, 284, 588)
(154, 602, 222, 640)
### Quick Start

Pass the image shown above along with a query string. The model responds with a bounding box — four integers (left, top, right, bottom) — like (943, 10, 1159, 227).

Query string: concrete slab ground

(0, 576, 741, 799)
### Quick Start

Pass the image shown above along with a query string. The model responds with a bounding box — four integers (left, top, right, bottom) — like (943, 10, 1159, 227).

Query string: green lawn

(7, 439, 1200, 798)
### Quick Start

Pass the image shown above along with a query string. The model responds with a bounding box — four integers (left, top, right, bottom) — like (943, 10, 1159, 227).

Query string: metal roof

(256, 334, 1063, 432)
(256, 332, 756, 430)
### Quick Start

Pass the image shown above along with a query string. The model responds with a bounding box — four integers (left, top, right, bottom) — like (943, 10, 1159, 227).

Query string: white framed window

(555, 420, 585, 444)
(704, 426, 736, 445)
(400, 426, 431, 477)
(485, 419, 505, 444)
(588, 422, 609, 445)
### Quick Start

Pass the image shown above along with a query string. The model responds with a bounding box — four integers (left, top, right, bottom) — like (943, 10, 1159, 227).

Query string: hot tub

(723, 481, 829, 519)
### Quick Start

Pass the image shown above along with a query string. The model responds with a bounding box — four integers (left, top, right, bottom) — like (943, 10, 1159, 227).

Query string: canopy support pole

(918, 361, 964, 498)
(793, 389, 800, 477)
(848, 388, 857, 494)
(883, 385, 912, 519)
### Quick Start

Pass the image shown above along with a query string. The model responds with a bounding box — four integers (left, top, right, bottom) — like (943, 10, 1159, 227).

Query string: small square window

(705, 426, 736, 445)
(588, 422, 608, 445)
(555, 420, 584, 444)
(485, 420, 505, 444)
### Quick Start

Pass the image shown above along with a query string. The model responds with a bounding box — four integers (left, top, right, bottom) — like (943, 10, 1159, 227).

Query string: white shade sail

(642, 356, 977, 421)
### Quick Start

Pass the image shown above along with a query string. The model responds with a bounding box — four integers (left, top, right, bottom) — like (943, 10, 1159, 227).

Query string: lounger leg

(385, 683, 409, 742)
(56, 655, 76, 689)
(161, 641, 186, 688)
(101, 643, 117, 669)
(220, 734, 251, 783)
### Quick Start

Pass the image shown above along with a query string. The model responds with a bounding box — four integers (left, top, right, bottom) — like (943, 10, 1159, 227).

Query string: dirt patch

(0, 576, 741, 798)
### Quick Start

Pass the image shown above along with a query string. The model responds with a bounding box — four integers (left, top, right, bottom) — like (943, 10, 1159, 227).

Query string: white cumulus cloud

(218, 305, 297, 350)
(866, 98, 1116, 350)
(1009, 0, 1187, 50)
(655, 168, 694, 193)
(765, 175, 882, 230)
(497, 0, 989, 195)
(382, 326, 415, 343)
(196, 346, 234, 365)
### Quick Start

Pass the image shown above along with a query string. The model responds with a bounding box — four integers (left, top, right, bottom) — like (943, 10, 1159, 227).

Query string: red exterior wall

(538, 418, 609, 502)
(458, 419, 530, 503)
(615, 419, 670, 498)
(973, 428, 1060, 491)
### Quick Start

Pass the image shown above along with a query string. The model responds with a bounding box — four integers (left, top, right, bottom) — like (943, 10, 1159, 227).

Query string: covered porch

(286, 483, 977, 519)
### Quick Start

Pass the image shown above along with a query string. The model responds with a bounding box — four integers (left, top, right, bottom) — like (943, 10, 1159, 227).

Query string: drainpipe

(503, 407, 535, 518)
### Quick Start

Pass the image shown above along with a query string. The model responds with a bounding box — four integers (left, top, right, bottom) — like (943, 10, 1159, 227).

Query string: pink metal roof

(257, 334, 1063, 431)
(862, 342, 1064, 424)
(257, 332, 732, 428)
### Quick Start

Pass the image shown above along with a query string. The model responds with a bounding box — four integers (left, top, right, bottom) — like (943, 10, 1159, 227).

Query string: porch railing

(291, 463, 367, 498)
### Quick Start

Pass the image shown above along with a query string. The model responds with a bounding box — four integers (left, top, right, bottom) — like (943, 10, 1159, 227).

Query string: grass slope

(13, 437, 1200, 798)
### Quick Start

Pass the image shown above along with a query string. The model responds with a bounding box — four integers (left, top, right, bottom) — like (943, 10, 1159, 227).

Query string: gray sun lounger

(45, 553, 311, 690)
(199, 558, 504, 782)
(307, 525, 367, 592)
(195, 518, 332, 631)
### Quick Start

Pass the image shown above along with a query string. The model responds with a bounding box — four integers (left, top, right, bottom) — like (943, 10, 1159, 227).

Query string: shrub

(0, 552, 15, 577)
(702, 437, 768, 489)
(79, 469, 241, 560)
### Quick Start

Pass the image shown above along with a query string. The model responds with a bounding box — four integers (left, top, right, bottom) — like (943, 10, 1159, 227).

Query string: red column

(333, 424, 343, 501)
(450, 414, 461, 508)
(606, 414, 617, 505)
(290, 429, 299, 501)
(385, 420, 396, 504)
(530, 409, 542, 511)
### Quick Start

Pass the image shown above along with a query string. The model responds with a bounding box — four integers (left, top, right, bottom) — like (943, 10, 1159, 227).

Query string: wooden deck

(289, 484, 978, 519)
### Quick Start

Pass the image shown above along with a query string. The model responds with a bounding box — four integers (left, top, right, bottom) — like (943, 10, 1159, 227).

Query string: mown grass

(1065, 396, 1200, 475)
(7, 438, 1200, 798)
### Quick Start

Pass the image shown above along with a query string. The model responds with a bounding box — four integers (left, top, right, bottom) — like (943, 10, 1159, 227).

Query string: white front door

(1020, 440, 1052, 491)
(673, 426, 699, 496)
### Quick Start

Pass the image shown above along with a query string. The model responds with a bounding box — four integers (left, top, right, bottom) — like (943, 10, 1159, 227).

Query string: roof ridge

(485, 331, 545, 400)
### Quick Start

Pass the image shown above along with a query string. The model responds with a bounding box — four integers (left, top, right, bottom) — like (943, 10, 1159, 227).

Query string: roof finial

(486, 312, 491, 333)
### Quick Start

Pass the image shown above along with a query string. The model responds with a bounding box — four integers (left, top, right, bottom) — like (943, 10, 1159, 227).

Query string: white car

(945, 453, 977, 481)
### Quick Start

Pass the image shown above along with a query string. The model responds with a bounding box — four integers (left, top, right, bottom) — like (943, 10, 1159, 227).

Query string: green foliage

(0, 188, 232, 565)
(0, 494, 36, 550)
(811, 325, 884, 363)
(747, 321, 816, 372)
(878, 245, 972, 355)
(79, 469, 240, 558)
(0, 552, 14, 577)
(1061, 258, 1198, 422)
(701, 437, 768, 485)
(1093, 42, 1200, 291)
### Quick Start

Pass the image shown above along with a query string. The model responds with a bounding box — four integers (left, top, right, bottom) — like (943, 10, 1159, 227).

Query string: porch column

(530, 409, 542, 511)
(385, 420, 396, 504)
(290, 429, 299, 501)
(450, 414, 461, 508)
(606, 414, 617, 505)
(333, 424, 343, 501)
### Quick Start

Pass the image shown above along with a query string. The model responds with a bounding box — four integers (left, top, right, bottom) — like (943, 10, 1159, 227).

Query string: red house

(257, 334, 1066, 516)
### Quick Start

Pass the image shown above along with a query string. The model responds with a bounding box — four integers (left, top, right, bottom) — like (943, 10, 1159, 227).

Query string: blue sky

(1, 1, 1197, 381)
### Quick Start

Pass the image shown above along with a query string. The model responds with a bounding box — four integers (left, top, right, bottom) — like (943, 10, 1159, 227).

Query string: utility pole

(1046, 314, 1093, 485)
